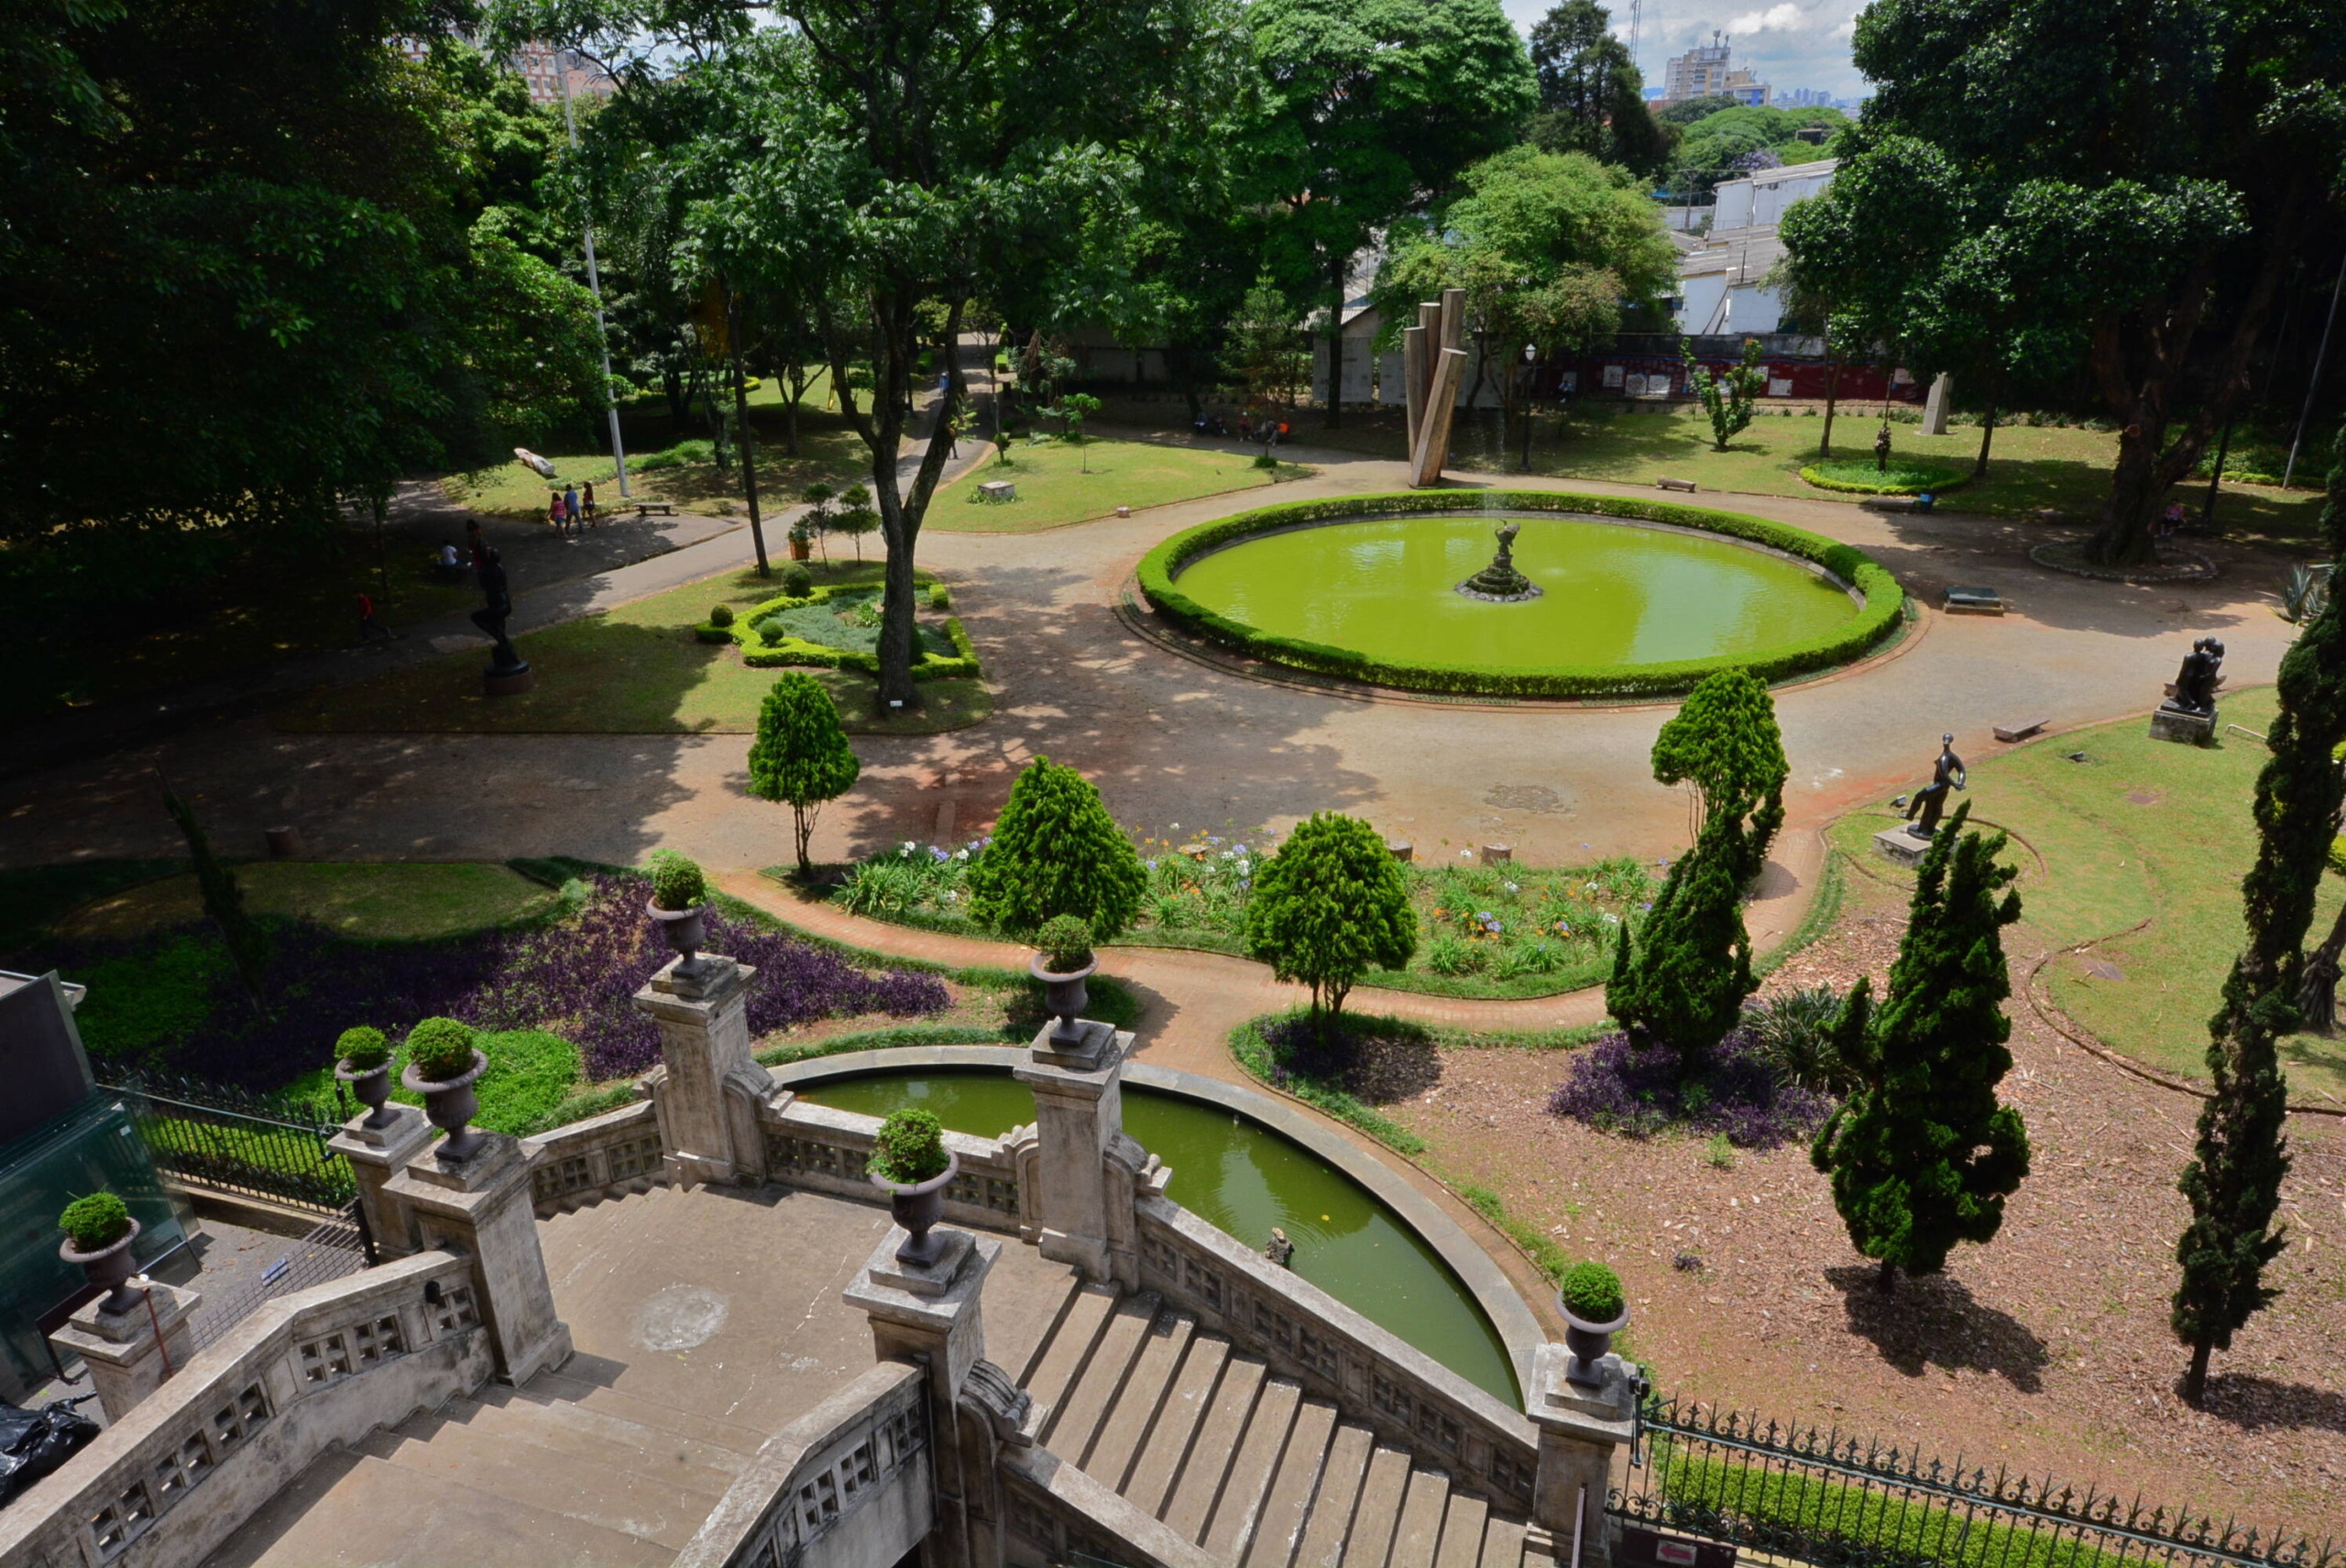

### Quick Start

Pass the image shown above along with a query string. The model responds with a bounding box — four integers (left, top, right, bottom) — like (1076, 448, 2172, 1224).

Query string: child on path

(563, 484, 580, 533)
(356, 592, 389, 643)
(547, 492, 565, 534)
(581, 480, 597, 525)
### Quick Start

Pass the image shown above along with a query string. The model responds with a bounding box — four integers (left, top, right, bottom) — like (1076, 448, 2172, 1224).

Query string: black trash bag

(0, 1395, 101, 1508)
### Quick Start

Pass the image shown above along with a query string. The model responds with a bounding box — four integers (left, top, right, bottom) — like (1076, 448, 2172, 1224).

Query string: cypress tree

(965, 755, 1146, 938)
(1605, 810, 1754, 1074)
(745, 674, 861, 876)
(2173, 423, 2346, 1403)
(159, 771, 269, 1008)
(1244, 811, 1417, 1046)
(1650, 667, 1789, 872)
(1812, 802, 2031, 1290)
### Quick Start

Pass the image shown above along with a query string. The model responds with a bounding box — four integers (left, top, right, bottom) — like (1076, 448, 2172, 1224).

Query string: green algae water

(1175, 513, 1857, 669)
(798, 1070, 1519, 1405)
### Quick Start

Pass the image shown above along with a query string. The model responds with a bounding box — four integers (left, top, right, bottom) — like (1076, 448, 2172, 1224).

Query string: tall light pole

(557, 53, 631, 498)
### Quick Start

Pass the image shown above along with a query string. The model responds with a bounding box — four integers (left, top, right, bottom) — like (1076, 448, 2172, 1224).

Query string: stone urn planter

(61, 1218, 143, 1316)
(403, 1050, 489, 1161)
(871, 1152, 959, 1270)
(1030, 954, 1096, 1049)
(1560, 1297, 1628, 1387)
(647, 900, 709, 975)
(334, 1058, 396, 1128)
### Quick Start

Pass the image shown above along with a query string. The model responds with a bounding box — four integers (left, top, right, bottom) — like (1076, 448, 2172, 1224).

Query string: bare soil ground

(1387, 858, 2346, 1539)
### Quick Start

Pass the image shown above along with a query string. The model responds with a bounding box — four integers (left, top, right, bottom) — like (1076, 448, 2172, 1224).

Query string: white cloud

(1727, 4, 1803, 34)
(1502, 0, 1871, 100)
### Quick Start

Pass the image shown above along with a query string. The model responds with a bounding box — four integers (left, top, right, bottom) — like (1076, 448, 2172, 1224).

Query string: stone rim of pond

(766, 1044, 1545, 1399)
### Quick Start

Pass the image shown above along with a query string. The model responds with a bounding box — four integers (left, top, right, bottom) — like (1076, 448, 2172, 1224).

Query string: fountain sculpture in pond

(1455, 520, 1543, 603)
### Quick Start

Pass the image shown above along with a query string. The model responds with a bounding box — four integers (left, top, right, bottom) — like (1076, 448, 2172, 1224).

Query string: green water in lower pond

(798, 1070, 1519, 1405)
(1174, 513, 1858, 669)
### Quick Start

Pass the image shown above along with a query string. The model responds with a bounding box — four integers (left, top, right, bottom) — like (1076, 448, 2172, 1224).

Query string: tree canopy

(1245, 812, 1417, 1042)
(1525, 0, 1666, 177)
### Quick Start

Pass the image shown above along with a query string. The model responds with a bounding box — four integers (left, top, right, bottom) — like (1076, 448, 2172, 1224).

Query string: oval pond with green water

(1174, 513, 1858, 671)
(798, 1069, 1519, 1405)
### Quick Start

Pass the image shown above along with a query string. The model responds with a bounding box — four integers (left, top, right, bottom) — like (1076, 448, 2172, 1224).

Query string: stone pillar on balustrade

(329, 1103, 435, 1259)
(381, 1133, 571, 1386)
(49, 1283, 200, 1423)
(1011, 998, 1152, 1289)
(632, 953, 770, 1187)
(1528, 1339, 1639, 1567)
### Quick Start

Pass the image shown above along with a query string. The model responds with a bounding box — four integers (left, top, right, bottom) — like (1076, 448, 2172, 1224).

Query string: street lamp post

(1520, 344, 1538, 473)
(557, 55, 631, 499)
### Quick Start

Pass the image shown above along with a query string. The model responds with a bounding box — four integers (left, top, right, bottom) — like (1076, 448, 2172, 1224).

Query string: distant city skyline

(1500, 0, 1869, 102)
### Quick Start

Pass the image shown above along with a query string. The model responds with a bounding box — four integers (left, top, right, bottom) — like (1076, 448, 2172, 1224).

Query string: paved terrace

(203, 1184, 1080, 1567)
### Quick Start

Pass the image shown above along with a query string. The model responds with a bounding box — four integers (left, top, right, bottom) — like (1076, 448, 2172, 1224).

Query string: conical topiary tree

(1650, 667, 1788, 874)
(1812, 802, 2032, 1291)
(745, 674, 861, 876)
(1244, 812, 1417, 1046)
(1605, 810, 1753, 1076)
(2174, 423, 2346, 1404)
(965, 755, 1146, 938)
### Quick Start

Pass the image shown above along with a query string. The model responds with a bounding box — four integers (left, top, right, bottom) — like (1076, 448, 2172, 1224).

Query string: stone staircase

(1018, 1284, 1569, 1568)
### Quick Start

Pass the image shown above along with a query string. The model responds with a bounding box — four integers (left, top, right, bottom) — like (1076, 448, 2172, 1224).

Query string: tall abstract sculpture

(1402, 287, 1470, 488)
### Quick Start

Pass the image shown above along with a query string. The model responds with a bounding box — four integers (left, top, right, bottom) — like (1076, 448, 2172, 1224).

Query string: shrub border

(1798, 461, 1972, 497)
(1136, 490, 1904, 698)
(725, 580, 981, 682)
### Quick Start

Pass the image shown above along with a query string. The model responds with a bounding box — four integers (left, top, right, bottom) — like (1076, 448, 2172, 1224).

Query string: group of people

(1191, 411, 1289, 445)
(546, 481, 597, 536)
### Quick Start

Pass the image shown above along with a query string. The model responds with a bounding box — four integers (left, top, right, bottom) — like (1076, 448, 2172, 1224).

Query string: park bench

(1654, 476, 1698, 492)
(632, 499, 678, 518)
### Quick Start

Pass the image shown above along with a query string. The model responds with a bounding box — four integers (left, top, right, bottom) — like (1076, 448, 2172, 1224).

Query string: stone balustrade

(0, 1251, 488, 1568)
(758, 1095, 1030, 1234)
(521, 1096, 668, 1216)
(1135, 1194, 1541, 1513)
(675, 1360, 932, 1568)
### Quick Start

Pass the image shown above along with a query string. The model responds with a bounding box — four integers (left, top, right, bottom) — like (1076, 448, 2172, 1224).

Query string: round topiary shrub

(783, 565, 814, 597)
(1798, 457, 1969, 496)
(405, 1016, 480, 1082)
(1559, 1260, 1625, 1323)
(336, 1025, 390, 1071)
(60, 1192, 133, 1252)
(871, 1108, 948, 1184)
(648, 850, 707, 912)
(757, 618, 788, 647)
(1036, 915, 1094, 972)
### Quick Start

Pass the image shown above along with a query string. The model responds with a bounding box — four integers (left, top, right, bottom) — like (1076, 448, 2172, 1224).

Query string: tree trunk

(727, 287, 769, 578)
(1323, 253, 1344, 429)
(2184, 1335, 2213, 1406)
(1820, 345, 1839, 460)
(794, 803, 816, 877)
(1876, 1257, 1896, 1294)
(783, 359, 806, 456)
(2297, 896, 2346, 1034)
(1975, 400, 1998, 479)
(2086, 414, 2170, 565)
(664, 363, 687, 439)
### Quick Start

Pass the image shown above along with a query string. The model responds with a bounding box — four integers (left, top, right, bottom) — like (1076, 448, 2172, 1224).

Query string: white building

(1672, 158, 1836, 334)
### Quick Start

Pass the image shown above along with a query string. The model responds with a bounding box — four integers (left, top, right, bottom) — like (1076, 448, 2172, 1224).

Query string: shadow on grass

(2192, 1371, 2346, 1437)
(1823, 1264, 2052, 1393)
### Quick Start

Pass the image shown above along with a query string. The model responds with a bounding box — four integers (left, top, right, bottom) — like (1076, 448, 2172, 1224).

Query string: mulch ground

(1388, 872, 2346, 1539)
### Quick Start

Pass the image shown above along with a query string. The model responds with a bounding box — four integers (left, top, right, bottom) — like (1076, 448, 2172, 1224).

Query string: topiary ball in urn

(1030, 915, 1096, 1048)
(645, 850, 711, 972)
(402, 1016, 488, 1159)
(1557, 1260, 1628, 1385)
(334, 1025, 396, 1128)
(869, 1108, 959, 1269)
(59, 1192, 141, 1313)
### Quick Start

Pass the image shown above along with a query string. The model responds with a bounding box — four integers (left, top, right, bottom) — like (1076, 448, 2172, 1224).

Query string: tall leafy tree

(966, 757, 1147, 940)
(1243, 0, 1536, 428)
(745, 674, 861, 877)
(1245, 812, 1417, 1045)
(1782, 0, 2346, 565)
(2172, 424, 2346, 1403)
(1812, 803, 2032, 1291)
(1605, 811, 1754, 1077)
(1525, 0, 1665, 177)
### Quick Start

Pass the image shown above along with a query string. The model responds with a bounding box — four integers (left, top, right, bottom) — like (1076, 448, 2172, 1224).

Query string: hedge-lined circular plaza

(1135, 489, 1907, 699)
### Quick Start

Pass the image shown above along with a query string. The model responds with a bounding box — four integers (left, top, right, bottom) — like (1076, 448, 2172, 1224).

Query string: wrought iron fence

(188, 1203, 374, 1353)
(1613, 1397, 2341, 1568)
(100, 1069, 356, 1212)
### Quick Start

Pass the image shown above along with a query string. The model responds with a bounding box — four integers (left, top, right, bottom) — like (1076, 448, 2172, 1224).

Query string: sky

(1500, 0, 1871, 102)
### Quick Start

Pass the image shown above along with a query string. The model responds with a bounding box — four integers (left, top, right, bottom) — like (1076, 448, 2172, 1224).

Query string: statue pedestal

(483, 665, 534, 696)
(2149, 705, 2216, 745)
(1871, 825, 1931, 867)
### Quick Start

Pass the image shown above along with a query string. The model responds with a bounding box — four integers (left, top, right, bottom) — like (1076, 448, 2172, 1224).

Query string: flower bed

(726, 582, 980, 681)
(1545, 1029, 1831, 1150)
(1797, 457, 1970, 496)
(819, 830, 1659, 998)
(1135, 490, 1903, 698)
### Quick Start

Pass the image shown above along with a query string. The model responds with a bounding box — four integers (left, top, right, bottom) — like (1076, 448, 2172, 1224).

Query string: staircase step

(1244, 1398, 1339, 1568)
(460, 1386, 749, 1499)
(1040, 1292, 1158, 1456)
(524, 1366, 766, 1456)
(1520, 1526, 1571, 1568)
(1292, 1423, 1376, 1568)
(1201, 1376, 1302, 1559)
(1388, 1468, 1453, 1568)
(1479, 1514, 1526, 1568)
(1124, 1332, 1232, 1516)
(1025, 1283, 1121, 1419)
(1084, 1311, 1197, 1486)
(204, 1452, 675, 1568)
(1437, 1493, 1488, 1568)
(1338, 1446, 1414, 1568)
(989, 1255, 1083, 1386)
(1160, 1355, 1268, 1542)
(367, 1404, 720, 1550)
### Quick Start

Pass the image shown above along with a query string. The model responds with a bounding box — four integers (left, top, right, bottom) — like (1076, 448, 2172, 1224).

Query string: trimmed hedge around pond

(1799, 458, 1971, 496)
(1136, 490, 1904, 699)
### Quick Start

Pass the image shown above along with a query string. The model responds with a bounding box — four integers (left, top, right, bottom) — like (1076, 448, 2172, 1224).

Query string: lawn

(56, 861, 556, 944)
(273, 561, 991, 737)
(929, 434, 1310, 532)
(1825, 686, 2346, 1103)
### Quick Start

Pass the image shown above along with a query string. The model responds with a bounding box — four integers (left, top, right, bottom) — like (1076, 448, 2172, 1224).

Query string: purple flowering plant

(1546, 1029, 1830, 1150)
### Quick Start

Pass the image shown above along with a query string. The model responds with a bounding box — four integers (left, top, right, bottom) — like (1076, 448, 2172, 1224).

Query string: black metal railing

(188, 1203, 375, 1353)
(1613, 1397, 2341, 1568)
(101, 1069, 356, 1212)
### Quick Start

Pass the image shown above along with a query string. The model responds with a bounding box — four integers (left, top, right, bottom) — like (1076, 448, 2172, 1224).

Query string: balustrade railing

(760, 1098, 1027, 1233)
(522, 1097, 668, 1214)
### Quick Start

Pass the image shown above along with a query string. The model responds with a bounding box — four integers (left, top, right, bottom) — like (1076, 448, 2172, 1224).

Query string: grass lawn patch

(817, 831, 1660, 1000)
(442, 404, 867, 521)
(1826, 687, 2346, 1102)
(931, 434, 1310, 532)
(274, 561, 991, 736)
(0, 860, 187, 954)
(57, 861, 556, 944)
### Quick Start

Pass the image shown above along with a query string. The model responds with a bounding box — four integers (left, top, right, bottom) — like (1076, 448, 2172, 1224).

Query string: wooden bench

(632, 499, 678, 518)
(1654, 476, 1698, 493)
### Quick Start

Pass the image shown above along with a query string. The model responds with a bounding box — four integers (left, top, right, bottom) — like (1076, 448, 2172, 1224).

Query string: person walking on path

(547, 491, 565, 535)
(466, 516, 488, 567)
(563, 484, 580, 535)
(356, 592, 391, 644)
(581, 480, 597, 526)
